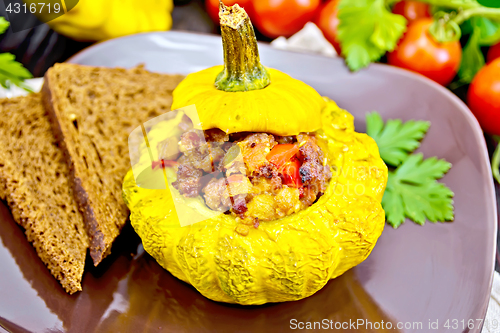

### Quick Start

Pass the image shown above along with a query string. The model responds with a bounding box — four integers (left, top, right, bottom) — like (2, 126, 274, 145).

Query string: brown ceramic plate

(0, 32, 497, 333)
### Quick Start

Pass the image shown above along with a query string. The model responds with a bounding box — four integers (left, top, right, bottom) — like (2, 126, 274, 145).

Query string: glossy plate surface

(0, 31, 496, 333)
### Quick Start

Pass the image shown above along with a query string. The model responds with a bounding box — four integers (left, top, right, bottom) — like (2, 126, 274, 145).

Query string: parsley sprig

(0, 18, 33, 92)
(366, 112, 430, 167)
(337, 0, 407, 71)
(366, 112, 455, 228)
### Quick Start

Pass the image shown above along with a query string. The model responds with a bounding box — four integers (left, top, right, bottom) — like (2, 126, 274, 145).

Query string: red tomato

(252, 0, 321, 38)
(266, 144, 299, 168)
(281, 158, 302, 188)
(487, 43, 500, 64)
(392, 1, 431, 23)
(467, 58, 500, 135)
(387, 18, 462, 86)
(206, 0, 254, 24)
(313, 0, 341, 54)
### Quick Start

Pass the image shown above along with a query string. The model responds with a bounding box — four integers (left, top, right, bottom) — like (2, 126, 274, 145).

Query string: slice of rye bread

(0, 94, 89, 294)
(42, 63, 185, 265)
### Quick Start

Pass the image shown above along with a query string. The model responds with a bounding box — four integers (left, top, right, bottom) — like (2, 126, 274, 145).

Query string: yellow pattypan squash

(24, 0, 173, 41)
(122, 3, 388, 305)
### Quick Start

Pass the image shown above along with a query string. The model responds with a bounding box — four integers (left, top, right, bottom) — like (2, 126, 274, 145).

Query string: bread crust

(42, 81, 107, 264)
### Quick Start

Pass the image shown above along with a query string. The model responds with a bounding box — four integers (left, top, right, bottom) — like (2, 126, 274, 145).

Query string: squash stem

(215, 2, 270, 92)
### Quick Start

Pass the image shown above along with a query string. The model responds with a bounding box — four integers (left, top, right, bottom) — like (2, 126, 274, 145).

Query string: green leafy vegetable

(458, 26, 485, 83)
(0, 17, 9, 34)
(366, 112, 430, 167)
(383, 154, 454, 228)
(474, 17, 500, 45)
(0, 19, 33, 92)
(366, 112, 454, 228)
(0, 53, 33, 91)
(458, 17, 500, 83)
(337, 0, 407, 71)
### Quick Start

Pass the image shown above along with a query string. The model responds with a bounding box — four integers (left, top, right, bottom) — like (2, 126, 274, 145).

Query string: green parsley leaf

(0, 53, 33, 91)
(366, 112, 430, 167)
(383, 154, 454, 228)
(366, 112, 455, 228)
(338, 0, 407, 71)
(0, 17, 9, 35)
(0, 19, 32, 92)
(458, 25, 485, 83)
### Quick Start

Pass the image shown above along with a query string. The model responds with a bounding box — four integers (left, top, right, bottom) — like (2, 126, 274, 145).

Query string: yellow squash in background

(122, 3, 388, 305)
(24, 0, 173, 41)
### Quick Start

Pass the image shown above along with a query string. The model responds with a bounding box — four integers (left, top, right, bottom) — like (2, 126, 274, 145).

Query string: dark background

(1, 0, 499, 271)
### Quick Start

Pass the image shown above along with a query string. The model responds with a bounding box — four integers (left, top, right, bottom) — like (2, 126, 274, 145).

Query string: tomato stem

(453, 7, 500, 25)
(428, 15, 462, 42)
(414, 0, 500, 43)
(414, 0, 483, 10)
(415, 0, 500, 24)
(492, 136, 500, 184)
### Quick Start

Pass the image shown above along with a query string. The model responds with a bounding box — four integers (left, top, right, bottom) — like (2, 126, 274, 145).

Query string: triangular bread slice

(42, 64, 184, 265)
(0, 94, 89, 294)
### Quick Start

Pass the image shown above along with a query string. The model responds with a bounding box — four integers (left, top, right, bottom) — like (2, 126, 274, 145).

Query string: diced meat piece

(231, 194, 248, 216)
(254, 164, 282, 193)
(178, 114, 193, 132)
(179, 130, 204, 152)
(297, 134, 332, 204)
(299, 160, 331, 195)
(259, 164, 276, 179)
(204, 128, 229, 143)
(203, 178, 231, 212)
(179, 143, 225, 173)
(203, 176, 250, 215)
(207, 145, 226, 172)
(239, 133, 277, 150)
(172, 164, 203, 197)
(249, 175, 282, 199)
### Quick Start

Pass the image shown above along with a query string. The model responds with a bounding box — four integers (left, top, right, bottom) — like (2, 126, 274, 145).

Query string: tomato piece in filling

(266, 144, 299, 168)
(281, 158, 302, 188)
